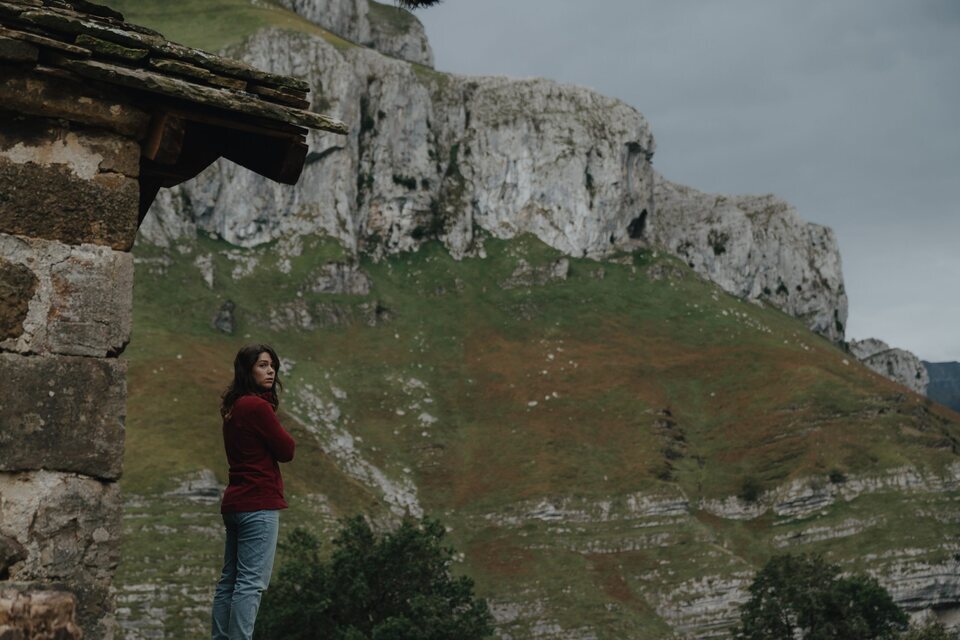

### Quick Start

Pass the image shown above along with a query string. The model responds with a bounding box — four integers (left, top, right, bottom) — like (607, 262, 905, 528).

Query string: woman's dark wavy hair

(220, 344, 282, 419)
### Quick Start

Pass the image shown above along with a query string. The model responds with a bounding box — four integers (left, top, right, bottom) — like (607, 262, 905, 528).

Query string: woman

(211, 344, 296, 640)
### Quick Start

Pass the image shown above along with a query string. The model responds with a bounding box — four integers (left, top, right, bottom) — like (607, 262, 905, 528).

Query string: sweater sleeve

(249, 400, 296, 462)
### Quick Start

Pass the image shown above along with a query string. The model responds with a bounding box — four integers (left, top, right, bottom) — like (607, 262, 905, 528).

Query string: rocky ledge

(851, 338, 930, 395)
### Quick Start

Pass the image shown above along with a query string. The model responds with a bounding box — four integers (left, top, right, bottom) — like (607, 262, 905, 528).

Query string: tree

(734, 553, 908, 640)
(254, 516, 495, 640)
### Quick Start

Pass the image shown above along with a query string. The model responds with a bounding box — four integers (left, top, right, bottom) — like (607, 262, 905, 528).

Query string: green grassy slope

(107, 2, 960, 637)
(104, 0, 403, 53)
(118, 232, 960, 638)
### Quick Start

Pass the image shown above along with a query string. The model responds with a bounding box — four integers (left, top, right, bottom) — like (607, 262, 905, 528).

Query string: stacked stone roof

(0, 0, 347, 135)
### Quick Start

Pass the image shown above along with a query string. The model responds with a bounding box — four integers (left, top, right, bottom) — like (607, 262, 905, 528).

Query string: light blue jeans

(211, 510, 280, 640)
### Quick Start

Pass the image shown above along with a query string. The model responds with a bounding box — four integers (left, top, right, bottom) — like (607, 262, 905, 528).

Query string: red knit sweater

(220, 394, 296, 514)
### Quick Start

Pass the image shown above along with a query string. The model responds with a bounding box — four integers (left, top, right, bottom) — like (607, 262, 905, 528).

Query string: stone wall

(0, 588, 83, 640)
(1, 95, 140, 639)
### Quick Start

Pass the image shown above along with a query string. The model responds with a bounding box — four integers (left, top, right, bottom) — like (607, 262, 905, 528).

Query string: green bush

(738, 476, 764, 503)
(255, 516, 494, 640)
(734, 553, 908, 640)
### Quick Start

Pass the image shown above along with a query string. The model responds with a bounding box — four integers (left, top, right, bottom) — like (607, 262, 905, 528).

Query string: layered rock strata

(470, 464, 960, 637)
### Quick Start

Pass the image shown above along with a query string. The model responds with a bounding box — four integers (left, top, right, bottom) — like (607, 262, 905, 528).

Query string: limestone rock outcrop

(850, 338, 929, 395)
(143, 28, 656, 262)
(366, 1, 434, 68)
(274, 0, 434, 67)
(650, 175, 848, 343)
(305, 262, 372, 295)
(164, 469, 223, 504)
(141, 16, 848, 342)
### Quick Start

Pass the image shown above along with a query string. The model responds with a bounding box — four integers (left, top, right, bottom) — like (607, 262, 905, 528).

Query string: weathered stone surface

(163, 468, 222, 504)
(849, 337, 891, 360)
(212, 299, 236, 334)
(651, 175, 848, 342)
(247, 82, 309, 108)
(0, 32, 37, 61)
(16, 6, 166, 50)
(0, 471, 121, 639)
(2, 0, 302, 95)
(0, 0, 307, 91)
(366, 0, 433, 67)
(148, 56, 246, 90)
(267, 297, 391, 330)
(54, 55, 347, 134)
(0, 117, 140, 179)
(0, 67, 149, 138)
(851, 338, 930, 395)
(156, 39, 310, 92)
(499, 258, 569, 290)
(0, 128, 140, 249)
(0, 24, 91, 55)
(145, 29, 656, 262)
(75, 33, 147, 61)
(275, 0, 434, 67)
(0, 586, 83, 640)
(136, 190, 197, 249)
(0, 353, 126, 479)
(276, 0, 370, 45)
(700, 463, 960, 522)
(0, 260, 36, 341)
(305, 262, 371, 294)
(0, 535, 27, 578)
(0, 233, 133, 357)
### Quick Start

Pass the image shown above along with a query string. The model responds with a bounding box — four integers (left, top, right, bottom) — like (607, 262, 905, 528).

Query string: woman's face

(252, 351, 276, 390)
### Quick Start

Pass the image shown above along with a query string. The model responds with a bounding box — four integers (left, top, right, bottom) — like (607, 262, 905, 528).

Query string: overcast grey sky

(417, 0, 959, 362)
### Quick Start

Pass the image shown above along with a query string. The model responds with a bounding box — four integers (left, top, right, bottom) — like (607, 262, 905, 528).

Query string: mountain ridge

(140, 19, 848, 346)
(104, 1, 960, 637)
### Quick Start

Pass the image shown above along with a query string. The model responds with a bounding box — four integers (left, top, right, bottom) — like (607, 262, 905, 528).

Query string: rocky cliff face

(141, 16, 848, 343)
(850, 338, 930, 395)
(142, 28, 657, 261)
(273, 0, 434, 67)
(651, 175, 848, 343)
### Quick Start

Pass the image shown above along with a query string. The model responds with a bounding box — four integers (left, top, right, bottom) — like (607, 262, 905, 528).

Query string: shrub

(254, 516, 494, 640)
(738, 476, 764, 503)
(734, 553, 908, 640)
